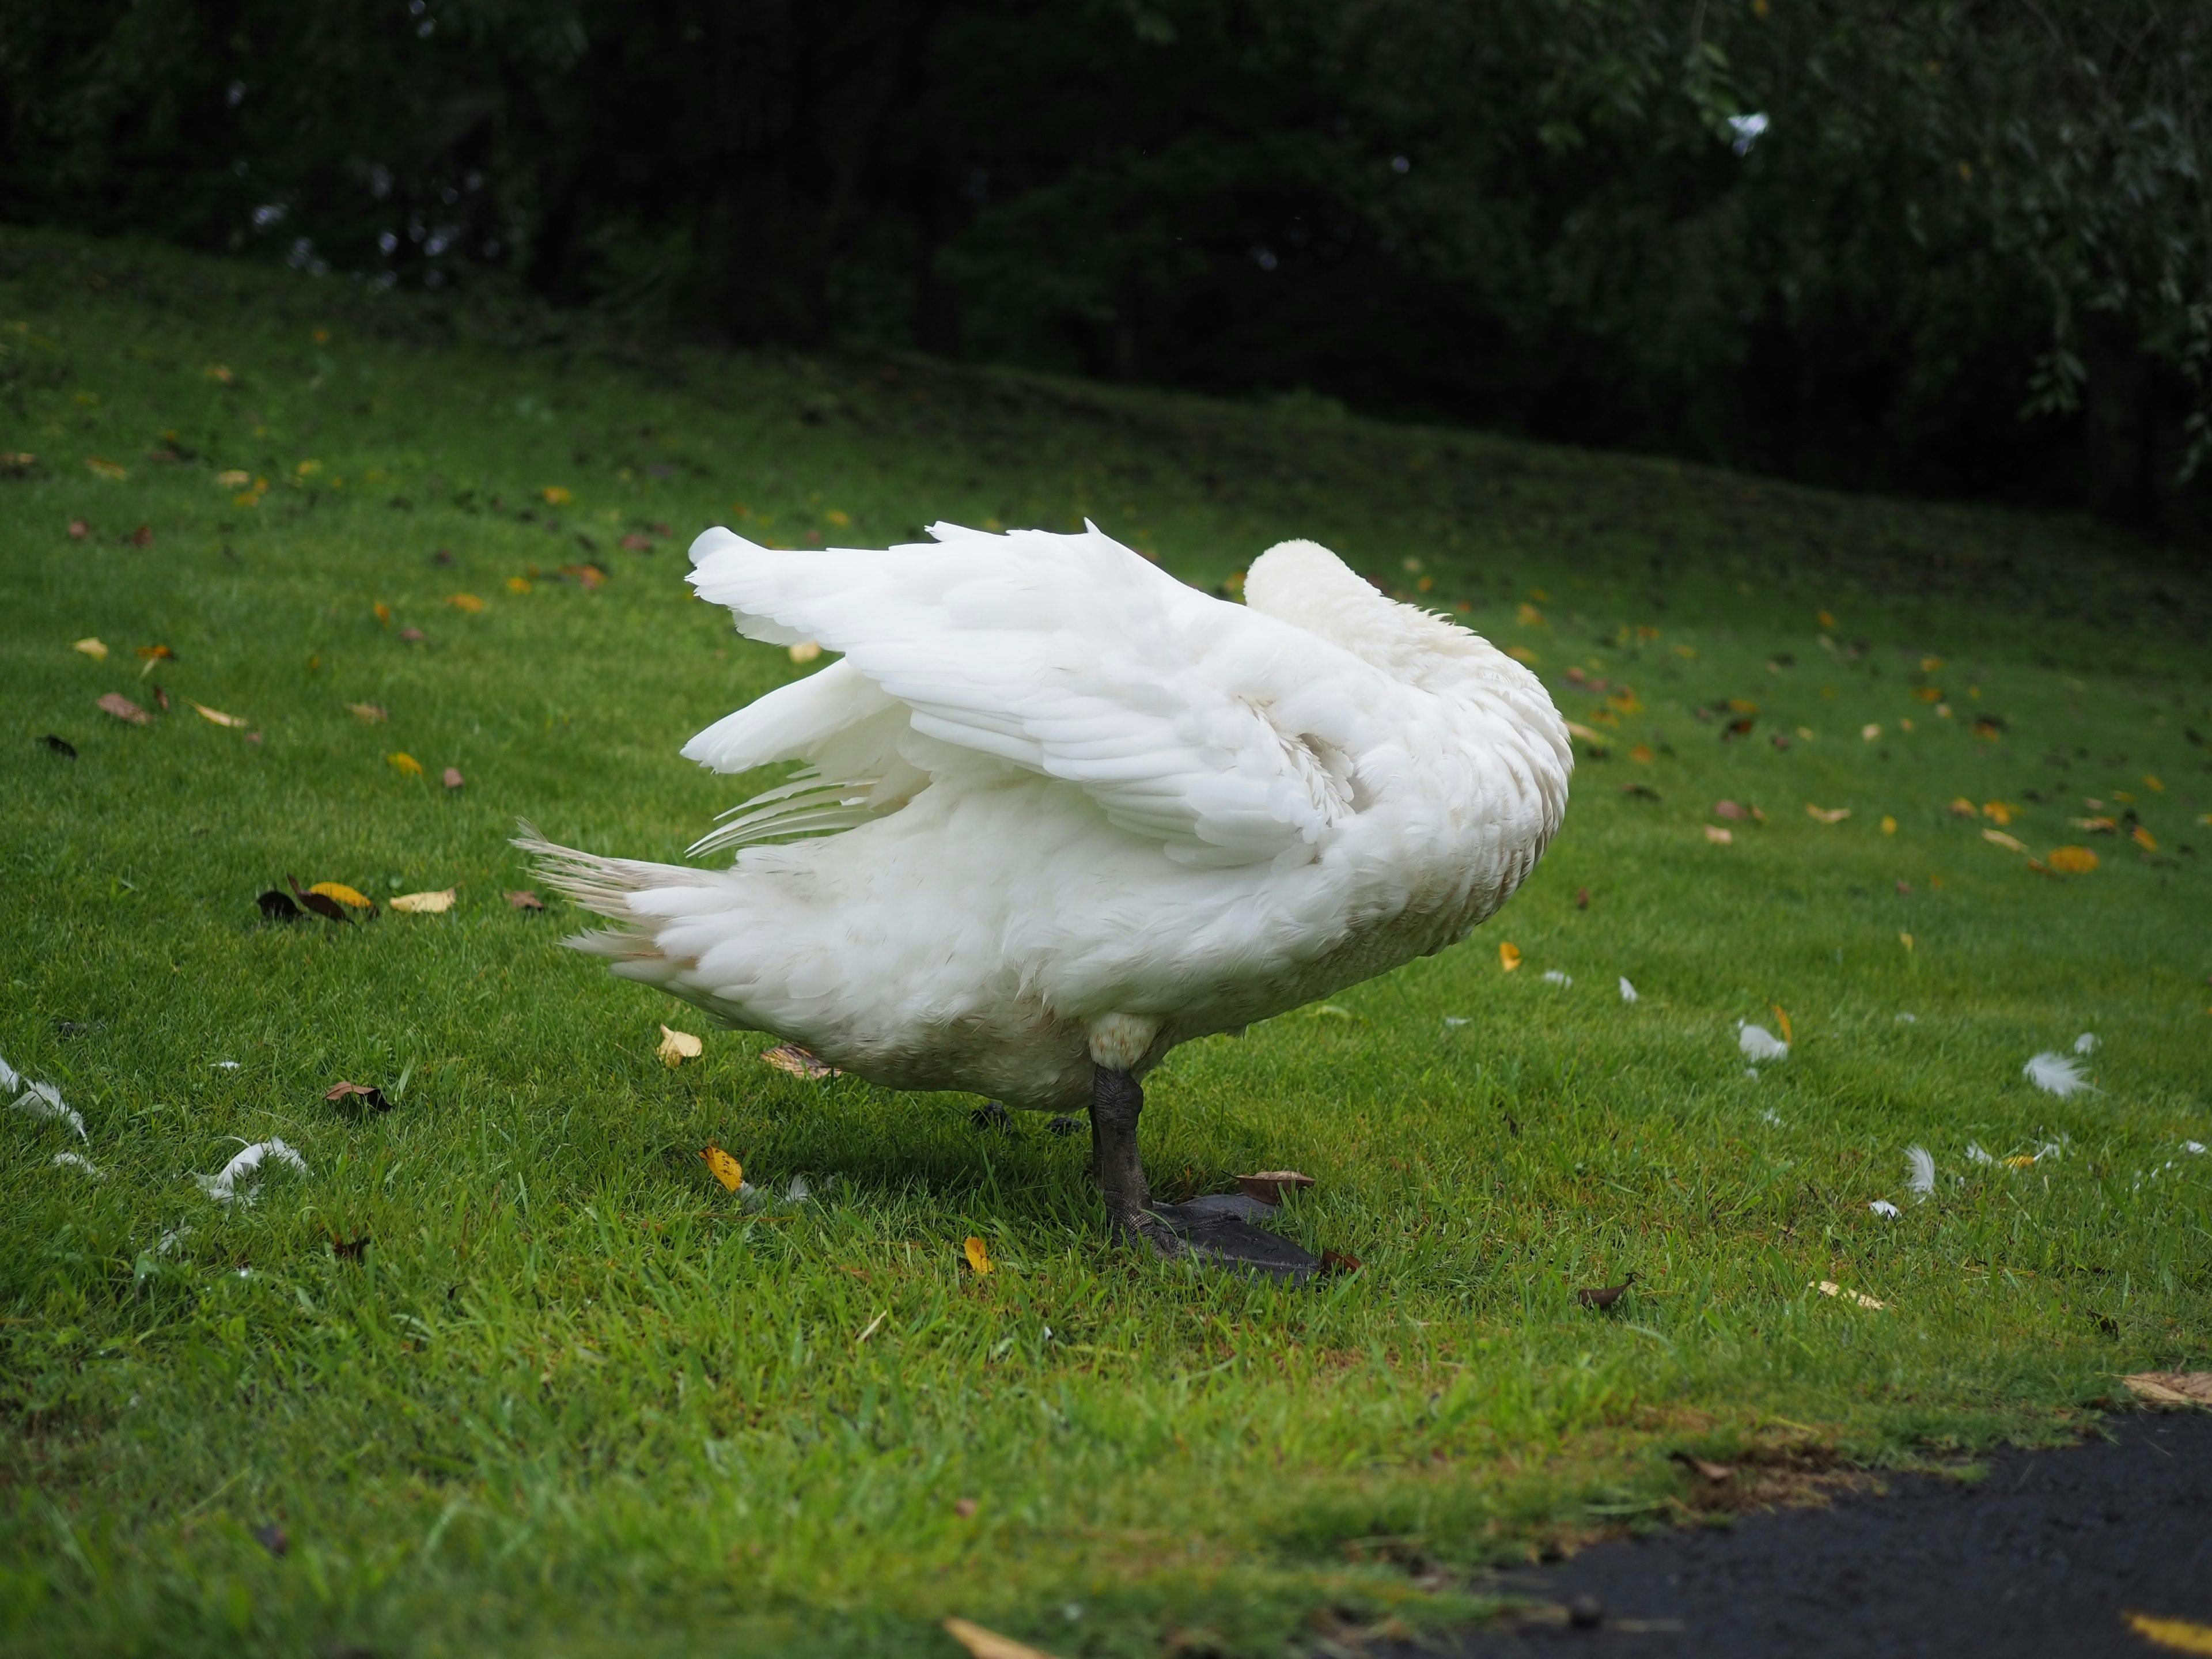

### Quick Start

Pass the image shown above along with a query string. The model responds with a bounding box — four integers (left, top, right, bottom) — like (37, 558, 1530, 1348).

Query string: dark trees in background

(3, 0, 2206, 535)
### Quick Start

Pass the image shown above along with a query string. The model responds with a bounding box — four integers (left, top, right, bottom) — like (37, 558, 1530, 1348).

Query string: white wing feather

(685, 521, 1389, 865)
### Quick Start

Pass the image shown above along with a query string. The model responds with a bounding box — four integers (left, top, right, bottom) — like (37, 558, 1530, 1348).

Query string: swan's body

(529, 523, 1570, 1122)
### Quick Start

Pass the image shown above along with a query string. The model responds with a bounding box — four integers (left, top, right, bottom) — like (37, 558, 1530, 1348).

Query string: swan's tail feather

(512, 824, 695, 969)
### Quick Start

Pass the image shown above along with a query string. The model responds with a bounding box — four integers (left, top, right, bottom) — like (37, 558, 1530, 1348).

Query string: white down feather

(528, 522, 1572, 1111)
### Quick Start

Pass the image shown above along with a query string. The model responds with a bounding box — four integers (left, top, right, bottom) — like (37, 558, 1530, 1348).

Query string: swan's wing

(688, 521, 1387, 865)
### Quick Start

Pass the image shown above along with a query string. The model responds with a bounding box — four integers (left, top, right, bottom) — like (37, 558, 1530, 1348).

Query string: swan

(525, 521, 1570, 1277)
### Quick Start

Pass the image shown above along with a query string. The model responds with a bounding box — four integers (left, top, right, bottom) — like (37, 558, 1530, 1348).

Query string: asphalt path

(1409, 1411, 2211, 1658)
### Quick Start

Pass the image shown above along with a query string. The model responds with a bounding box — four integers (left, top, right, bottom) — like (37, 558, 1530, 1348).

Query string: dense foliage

(3, 0, 2206, 527)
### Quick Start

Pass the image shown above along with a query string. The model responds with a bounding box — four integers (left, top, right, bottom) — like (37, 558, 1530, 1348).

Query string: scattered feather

(1737, 1022, 1789, 1062)
(1541, 969, 1572, 987)
(2073, 1032, 2099, 1054)
(0, 1052, 17, 1094)
(1869, 1199, 1900, 1218)
(1618, 977, 1638, 1003)
(52, 1151, 101, 1177)
(1965, 1142, 1995, 1165)
(214, 1060, 240, 1069)
(2024, 1051, 2092, 1097)
(11, 1080, 87, 1141)
(2186, 1142, 2207, 1156)
(1760, 1108, 1783, 1125)
(196, 1138, 308, 1205)
(785, 1175, 810, 1203)
(157, 1224, 192, 1255)
(1895, 1012, 1917, 1024)
(658, 1026, 703, 1067)
(1906, 1146, 1935, 1199)
(1442, 1016, 1471, 1028)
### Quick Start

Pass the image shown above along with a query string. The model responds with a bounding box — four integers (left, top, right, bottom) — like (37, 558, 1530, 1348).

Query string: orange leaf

(2047, 846, 2098, 873)
(2132, 825, 2158, 851)
(700, 1146, 742, 1191)
(963, 1237, 995, 1276)
(1771, 1006, 1793, 1046)
(445, 593, 484, 613)
(1498, 941, 1521, 971)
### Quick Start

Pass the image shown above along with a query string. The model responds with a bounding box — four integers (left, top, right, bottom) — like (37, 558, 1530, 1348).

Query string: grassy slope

(1, 228, 2209, 1658)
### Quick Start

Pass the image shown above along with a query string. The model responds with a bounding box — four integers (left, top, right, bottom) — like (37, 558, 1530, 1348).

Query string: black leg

(1087, 1062, 1322, 1284)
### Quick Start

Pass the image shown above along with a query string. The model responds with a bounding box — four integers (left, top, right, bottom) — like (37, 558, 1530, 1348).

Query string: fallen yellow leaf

(1629, 743, 1653, 763)
(541, 486, 573, 505)
(1982, 828, 2026, 853)
(389, 889, 455, 914)
(1516, 602, 1543, 627)
(190, 701, 247, 728)
(2125, 1612, 2212, 1654)
(1881, 815, 1897, 834)
(1565, 721, 1603, 743)
(1981, 800, 2016, 825)
(2132, 824, 2157, 851)
(1899, 931, 1914, 952)
(308, 882, 375, 910)
(507, 575, 531, 593)
(2048, 846, 2098, 873)
(2144, 774, 2165, 793)
(204, 363, 233, 382)
(701, 1146, 743, 1192)
(963, 1237, 995, 1276)
(942, 1619, 1058, 1659)
(1772, 1006, 1793, 1046)
(1948, 798, 1976, 817)
(217, 468, 249, 487)
(1805, 804, 1850, 824)
(1498, 941, 1521, 971)
(658, 1025, 703, 1067)
(387, 752, 422, 775)
(85, 456, 128, 480)
(1705, 824, 1733, 844)
(824, 509, 851, 527)
(73, 637, 108, 660)
(445, 593, 484, 613)
(374, 601, 392, 626)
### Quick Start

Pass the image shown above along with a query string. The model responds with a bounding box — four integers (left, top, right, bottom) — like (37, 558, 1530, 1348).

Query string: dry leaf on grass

(963, 1237, 995, 1276)
(2121, 1372, 2212, 1410)
(191, 701, 247, 728)
(256, 889, 302, 921)
(505, 890, 544, 910)
(445, 593, 484, 613)
(1804, 804, 1850, 824)
(1498, 941, 1522, 971)
(1713, 800, 1748, 820)
(1670, 1452, 1734, 1483)
(43, 734, 77, 758)
(941, 1618, 1058, 1659)
(2048, 846, 2099, 873)
(658, 1025, 703, 1067)
(347, 702, 388, 722)
(1982, 828, 2027, 853)
(762, 1043, 837, 1078)
(1234, 1171, 1315, 1206)
(309, 882, 376, 911)
(283, 878, 351, 923)
(388, 752, 422, 775)
(1321, 1249, 1363, 1275)
(1810, 1280, 1885, 1309)
(389, 889, 455, 914)
(73, 637, 107, 660)
(441, 767, 464, 789)
(97, 692, 150, 725)
(1575, 1273, 1636, 1308)
(1704, 824, 1733, 844)
(324, 1081, 391, 1113)
(700, 1146, 743, 1191)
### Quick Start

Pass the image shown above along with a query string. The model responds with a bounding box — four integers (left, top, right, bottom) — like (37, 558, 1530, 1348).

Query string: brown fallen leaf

(1234, 1170, 1316, 1206)
(388, 889, 455, 914)
(1320, 1249, 1363, 1275)
(619, 532, 654, 551)
(97, 692, 150, 726)
(952, 1497, 978, 1518)
(150, 683, 171, 711)
(2122, 1372, 2212, 1410)
(399, 627, 425, 642)
(43, 734, 77, 758)
(129, 524, 152, 548)
(329, 1233, 370, 1262)
(1575, 1272, 1637, 1308)
(942, 1618, 1059, 1659)
(658, 1026, 703, 1067)
(762, 1042, 838, 1078)
(505, 889, 545, 911)
(68, 519, 90, 540)
(701, 1146, 743, 1191)
(441, 767, 464, 789)
(256, 888, 302, 921)
(286, 877, 352, 923)
(347, 702, 389, 722)
(324, 1081, 390, 1112)
(1713, 800, 1748, 820)
(1575, 886, 1590, 908)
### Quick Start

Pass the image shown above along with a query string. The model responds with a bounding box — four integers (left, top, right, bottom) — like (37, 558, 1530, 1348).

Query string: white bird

(526, 522, 1570, 1274)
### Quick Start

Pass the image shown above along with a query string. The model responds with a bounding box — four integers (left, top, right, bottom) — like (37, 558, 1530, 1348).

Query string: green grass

(2, 226, 2210, 1658)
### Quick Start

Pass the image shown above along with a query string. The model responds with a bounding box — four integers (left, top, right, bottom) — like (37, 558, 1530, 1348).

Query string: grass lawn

(2, 227, 2210, 1658)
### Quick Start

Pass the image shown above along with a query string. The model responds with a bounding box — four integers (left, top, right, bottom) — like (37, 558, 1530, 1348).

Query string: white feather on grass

(1738, 1022, 1789, 1062)
(1906, 1146, 1935, 1199)
(1965, 1142, 1995, 1166)
(52, 1151, 101, 1177)
(1894, 1012, 1916, 1024)
(1619, 977, 1638, 1004)
(2073, 1032, 2099, 1054)
(1869, 1199, 1900, 1218)
(786, 1175, 811, 1203)
(2186, 1141, 2207, 1156)
(1541, 969, 1572, 987)
(0, 1052, 18, 1094)
(10, 1080, 86, 1141)
(195, 1139, 308, 1205)
(2023, 1052, 2092, 1097)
